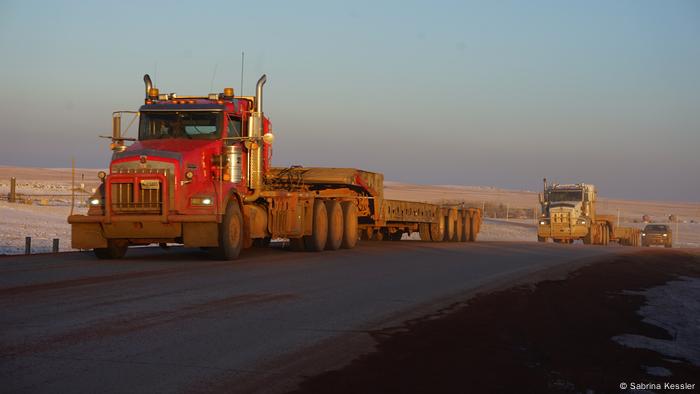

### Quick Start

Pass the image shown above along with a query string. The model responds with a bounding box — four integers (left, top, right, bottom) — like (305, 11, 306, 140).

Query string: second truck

(68, 74, 482, 259)
(537, 179, 640, 246)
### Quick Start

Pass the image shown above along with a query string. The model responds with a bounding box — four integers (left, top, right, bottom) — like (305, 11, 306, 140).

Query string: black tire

(325, 200, 343, 251)
(419, 223, 432, 241)
(94, 240, 128, 259)
(602, 226, 609, 246)
(213, 200, 243, 260)
(304, 199, 328, 251)
(453, 210, 463, 242)
(583, 229, 592, 245)
(387, 230, 403, 241)
(340, 202, 358, 249)
(468, 213, 479, 242)
(444, 209, 457, 242)
(430, 217, 445, 242)
(461, 214, 471, 242)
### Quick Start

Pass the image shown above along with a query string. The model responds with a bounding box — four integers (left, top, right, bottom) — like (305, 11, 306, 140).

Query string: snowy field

(1, 166, 698, 255)
(0, 201, 84, 254)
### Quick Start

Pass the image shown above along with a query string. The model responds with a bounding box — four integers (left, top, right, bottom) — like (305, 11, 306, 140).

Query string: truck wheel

(304, 199, 328, 251)
(94, 240, 128, 259)
(214, 201, 243, 260)
(419, 223, 432, 241)
(537, 236, 546, 243)
(430, 218, 445, 242)
(583, 230, 592, 245)
(340, 202, 358, 249)
(325, 200, 343, 250)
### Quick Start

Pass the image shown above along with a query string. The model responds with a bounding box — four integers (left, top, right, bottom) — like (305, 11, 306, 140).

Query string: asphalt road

(0, 241, 626, 393)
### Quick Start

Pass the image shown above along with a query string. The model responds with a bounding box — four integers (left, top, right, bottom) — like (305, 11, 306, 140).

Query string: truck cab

(537, 181, 596, 243)
(70, 75, 273, 259)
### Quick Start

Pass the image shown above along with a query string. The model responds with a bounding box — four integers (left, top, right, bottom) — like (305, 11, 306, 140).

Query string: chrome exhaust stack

(143, 74, 153, 98)
(244, 74, 267, 201)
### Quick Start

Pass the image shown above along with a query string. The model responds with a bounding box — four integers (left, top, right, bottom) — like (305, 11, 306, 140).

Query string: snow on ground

(0, 201, 84, 254)
(478, 218, 537, 242)
(613, 276, 700, 367)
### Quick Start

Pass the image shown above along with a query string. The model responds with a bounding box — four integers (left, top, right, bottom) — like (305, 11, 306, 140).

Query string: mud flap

(72, 223, 107, 249)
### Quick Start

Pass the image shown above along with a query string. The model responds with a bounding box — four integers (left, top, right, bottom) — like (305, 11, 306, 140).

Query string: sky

(0, 0, 698, 201)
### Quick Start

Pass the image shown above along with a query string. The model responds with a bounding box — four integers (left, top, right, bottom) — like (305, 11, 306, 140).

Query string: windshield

(139, 112, 221, 140)
(644, 225, 668, 232)
(548, 190, 582, 202)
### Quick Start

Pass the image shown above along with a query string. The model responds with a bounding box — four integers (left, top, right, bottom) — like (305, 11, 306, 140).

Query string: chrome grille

(111, 181, 162, 213)
(552, 212, 571, 224)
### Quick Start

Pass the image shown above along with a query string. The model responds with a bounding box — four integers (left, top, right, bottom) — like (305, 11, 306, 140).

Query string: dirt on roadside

(290, 249, 700, 394)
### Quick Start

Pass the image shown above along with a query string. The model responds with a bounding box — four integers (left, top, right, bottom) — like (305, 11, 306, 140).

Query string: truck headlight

(663, 233, 668, 237)
(539, 220, 546, 225)
(191, 197, 213, 206)
(579, 220, 586, 225)
(90, 198, 102, 206)
(642, 233, 646, 237)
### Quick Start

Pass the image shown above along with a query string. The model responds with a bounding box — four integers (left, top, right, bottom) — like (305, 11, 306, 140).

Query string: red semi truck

(68, 74, 481, 259)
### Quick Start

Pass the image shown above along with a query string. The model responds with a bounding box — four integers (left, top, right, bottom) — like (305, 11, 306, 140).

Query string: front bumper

(68, 214, 219, 249)
(538, 223, 589, 240)
(642, 234, 669, 246)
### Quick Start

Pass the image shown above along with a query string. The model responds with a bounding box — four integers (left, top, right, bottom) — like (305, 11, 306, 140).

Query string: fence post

(53, 238, 60, 253)
(25, 236, 31, 255)
(9, 177, 16, 203)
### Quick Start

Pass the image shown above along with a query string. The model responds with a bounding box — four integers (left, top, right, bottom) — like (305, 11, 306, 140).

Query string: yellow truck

(537, 179, 640, 246)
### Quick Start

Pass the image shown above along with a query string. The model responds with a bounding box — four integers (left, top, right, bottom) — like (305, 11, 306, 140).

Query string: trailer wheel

(325, 200, 343, 250)
(419, 223, 432, 241)
(444, 209, 457, 242)
(304, 199, 328, 252)
(468, 210, 480, 242)
(387, 230, 403, 241)
(602, 225, 610, 246)
(213, 201, 243, 260)
(340, 202, 358, 249)
(430, 218, 445, 242)
(454, 214, 463, 242)
(94, 240, 128, 260)
(461, 214, 471, 242)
